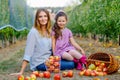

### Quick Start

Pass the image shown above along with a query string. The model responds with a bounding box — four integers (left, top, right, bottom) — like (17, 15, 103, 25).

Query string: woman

(10, 9, 75, 76)
(10, 9, 52, 76)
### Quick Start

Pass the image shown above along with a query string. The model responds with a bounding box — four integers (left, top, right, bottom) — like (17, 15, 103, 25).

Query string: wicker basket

(86, 52, 119, 74)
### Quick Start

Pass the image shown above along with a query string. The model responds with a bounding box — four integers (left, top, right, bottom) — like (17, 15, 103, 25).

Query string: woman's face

(57, 16, 67, 29)
(38, 11, 48, 26)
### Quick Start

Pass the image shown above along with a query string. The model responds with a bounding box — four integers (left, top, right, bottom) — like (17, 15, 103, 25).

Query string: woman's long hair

(52, 11, 67, 39)
(34, 9, 51, 37)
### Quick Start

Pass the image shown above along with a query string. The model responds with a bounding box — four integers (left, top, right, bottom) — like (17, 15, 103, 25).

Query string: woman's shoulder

(29, 27, 38, 33)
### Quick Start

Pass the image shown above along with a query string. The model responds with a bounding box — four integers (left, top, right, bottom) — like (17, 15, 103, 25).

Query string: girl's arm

(70, 37, 85, 55)
(10, 60, 28, 76)
(52, 36, 56, 55)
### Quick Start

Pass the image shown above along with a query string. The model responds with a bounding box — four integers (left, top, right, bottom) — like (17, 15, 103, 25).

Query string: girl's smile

(57, 16, 67, 29)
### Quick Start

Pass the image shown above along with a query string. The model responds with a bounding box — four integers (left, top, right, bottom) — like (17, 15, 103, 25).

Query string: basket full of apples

(45, 56, 61, 73)
(86, 52, 119, 74)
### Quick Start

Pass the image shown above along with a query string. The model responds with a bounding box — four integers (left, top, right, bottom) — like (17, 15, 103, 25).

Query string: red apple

(90, 71, 97, 76)
(54, 74, 61, 80)
(95, 62, 101, 66)
(43, 71, 51, 78)
(24, 76, 30, 80)
(38, 72, 44, 78)
(54, 62, 60, 67)
(49, 56, 54, 60)
(49, 65, 55, 71)
(49, 59, 54, 65)
(18, 75, 24, 80)
(54, 56, 60, 61)
(32, 71, 39, 77)
(100, 63, 106, 67)
(67, 70, 73, 78)
(84, 69, 91, 76)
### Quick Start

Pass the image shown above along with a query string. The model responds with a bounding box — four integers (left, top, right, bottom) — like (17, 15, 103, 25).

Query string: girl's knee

(62, 52, 73, 60)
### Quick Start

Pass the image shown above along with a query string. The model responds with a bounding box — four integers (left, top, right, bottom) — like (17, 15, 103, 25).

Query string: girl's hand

(10, 72, 22, 76)
(81, 50, 85, 55)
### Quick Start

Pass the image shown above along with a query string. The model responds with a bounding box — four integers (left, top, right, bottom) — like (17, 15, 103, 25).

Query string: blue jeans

(36, 59, 75, 71)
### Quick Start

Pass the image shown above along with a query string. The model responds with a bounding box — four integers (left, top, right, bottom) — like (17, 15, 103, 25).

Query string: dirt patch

(0, 40, 26, 62)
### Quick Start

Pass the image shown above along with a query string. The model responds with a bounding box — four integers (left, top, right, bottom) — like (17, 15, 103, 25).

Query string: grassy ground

(0, 37, 120, 80)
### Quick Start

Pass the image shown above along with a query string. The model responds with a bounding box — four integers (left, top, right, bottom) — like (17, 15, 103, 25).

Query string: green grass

(0, 49, 24, 73)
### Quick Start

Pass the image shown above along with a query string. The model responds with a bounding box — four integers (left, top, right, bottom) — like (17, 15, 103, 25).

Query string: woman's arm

(10, 28, 36, 76)
(70, 37, 85, 55)
(52, 36, 56, 55)
(10, 60, 28, 76)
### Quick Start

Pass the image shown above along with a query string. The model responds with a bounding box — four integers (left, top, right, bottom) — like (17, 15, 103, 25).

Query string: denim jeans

(36, 59, 75, 71)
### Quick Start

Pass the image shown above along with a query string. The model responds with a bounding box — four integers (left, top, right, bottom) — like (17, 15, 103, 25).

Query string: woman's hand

(10, 72, 22, 76)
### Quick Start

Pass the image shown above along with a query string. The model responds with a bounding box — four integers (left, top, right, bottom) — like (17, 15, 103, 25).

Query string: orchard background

(0, 0, 120, 80)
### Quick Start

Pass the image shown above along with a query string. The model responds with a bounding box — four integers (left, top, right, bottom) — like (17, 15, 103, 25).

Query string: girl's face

(38, 11, 48, 26)
(57, 16, 67, 29)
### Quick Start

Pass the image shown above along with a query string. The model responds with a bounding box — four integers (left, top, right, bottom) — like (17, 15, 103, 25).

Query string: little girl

(51, 11, 86, 70)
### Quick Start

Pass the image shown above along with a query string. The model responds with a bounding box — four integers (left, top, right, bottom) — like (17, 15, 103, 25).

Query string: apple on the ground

(18, 75, 24, 80)
(54, 74, 61, 80)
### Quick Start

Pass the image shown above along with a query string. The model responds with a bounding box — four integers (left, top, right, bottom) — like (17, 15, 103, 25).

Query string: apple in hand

(18, 75, 24, 80)
(54, 74, 61, 80)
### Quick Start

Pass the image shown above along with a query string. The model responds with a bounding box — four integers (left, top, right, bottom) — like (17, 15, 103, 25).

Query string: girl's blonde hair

(34, 9, 51, 37)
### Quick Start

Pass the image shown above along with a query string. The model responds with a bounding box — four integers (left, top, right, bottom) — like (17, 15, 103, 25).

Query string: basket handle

(87, 59, 111, 63)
